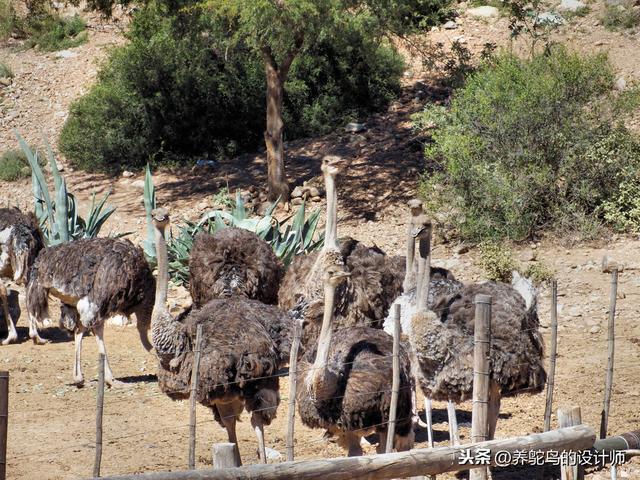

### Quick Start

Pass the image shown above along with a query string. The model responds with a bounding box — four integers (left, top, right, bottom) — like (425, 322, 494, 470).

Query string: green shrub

(0, 0, 17, 40)
(523, 262, 555, 284)
(25, 14, 87, 51)
(478, 241, 517, 282)
(0, 149, 31, 181)
(0, 60, 12, 78)
(417, 47, 640, 241)
(59, 2, 405, 172)
(602, 2, 640, 31)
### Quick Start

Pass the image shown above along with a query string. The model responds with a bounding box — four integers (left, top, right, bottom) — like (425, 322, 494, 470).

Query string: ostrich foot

(73, 375, 85, 388)
(1, 331, 17, 345)
(105, 378, 125, 388)
(30, 334, 49, 345)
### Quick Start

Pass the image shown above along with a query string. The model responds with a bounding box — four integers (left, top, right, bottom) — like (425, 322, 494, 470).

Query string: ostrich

(278, 155, 403, 350)
(0, 207, 45, 345)
(26, 237, 155, 386)
(189, 227, 284, 306)
(151, 208, 290, 465)
(296, 261, 415, 455)
(409, 228, 546, 441)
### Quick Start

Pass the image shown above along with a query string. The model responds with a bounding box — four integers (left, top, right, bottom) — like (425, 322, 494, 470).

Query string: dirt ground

(1, 2, 640, 479)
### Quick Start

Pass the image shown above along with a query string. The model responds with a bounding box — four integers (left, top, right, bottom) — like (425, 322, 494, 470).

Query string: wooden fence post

(94, 354, 105, 478)
(558, 406, 584, 480)
(212, 443, 239, 468)
(600, 269, 618, 439)
(188, 324, 204, 470)
(385, 304, 401, 453)
(470, 294, 491, 480)
(0, 371, 8, 480)
(286, 320, 303, 462)
(544, 279, 559, 432)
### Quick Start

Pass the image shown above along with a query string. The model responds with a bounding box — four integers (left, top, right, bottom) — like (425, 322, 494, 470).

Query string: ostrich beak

(332, 271, 351, 280)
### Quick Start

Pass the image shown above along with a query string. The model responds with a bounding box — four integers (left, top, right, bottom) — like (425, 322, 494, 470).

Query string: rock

(131, 179, 145, 189)
(558, 0, 586, 11)
(256, 202, 271, 216)
(453, 35, 466, 43)
(590, 325, 601, 334)
(197, 201, 208, 211)
(568, 306, 582, 317)
(291, 197, 304, 206)
(122, 170, 134, 178)
(520, 249, 537, 262)
(54, 110, 66, 118)
(54, 50, 79, 59)
(0, 77, 11, 87)
(345, 122, 366, 133)
(265, 447, 282, 461)
(536, 12, 565, 25)
(468, 5, 500, 17)
(308, 186, 321, 198)
(443, 20, 458, 29)
(291, 186, 304, 198)
(311, 196, 322, 203)
(614, 76, 626, 91)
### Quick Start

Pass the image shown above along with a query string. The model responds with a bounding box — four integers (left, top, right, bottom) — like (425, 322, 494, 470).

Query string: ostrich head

(151, 208, 170, 229)
(0, 224, 41, 285)
(320, 155, 348, 177)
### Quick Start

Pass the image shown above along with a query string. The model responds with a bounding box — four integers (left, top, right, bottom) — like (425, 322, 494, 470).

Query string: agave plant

(142, 164, 157, 263)
(16, 132, 116, 246)
(165, 191, 324, 286)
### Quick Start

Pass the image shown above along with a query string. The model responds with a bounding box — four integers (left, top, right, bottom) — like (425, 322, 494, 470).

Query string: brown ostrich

(296, 262, 415, 455)
(0, 207, 45, 344)
(151, 208, 289, 465)
(26, 237, 155, 386)
(189, 227, 284, 306)
(278, 155, 403, 350)
(409, 228, 546, 440)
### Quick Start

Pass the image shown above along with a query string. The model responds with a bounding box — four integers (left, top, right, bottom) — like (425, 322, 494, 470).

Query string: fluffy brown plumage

(189, 228, 283, 306)
(411, 281, 547, 403)
(0, 208, 45, 344)
(26, 237, 155, 384)
(297, 327, 414, 443)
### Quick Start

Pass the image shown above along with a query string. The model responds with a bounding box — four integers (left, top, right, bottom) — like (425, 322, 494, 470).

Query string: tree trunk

(264, 62, 290, 202)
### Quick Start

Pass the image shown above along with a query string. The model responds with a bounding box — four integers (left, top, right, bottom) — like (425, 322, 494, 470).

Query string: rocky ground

(1, 1, 640, 479)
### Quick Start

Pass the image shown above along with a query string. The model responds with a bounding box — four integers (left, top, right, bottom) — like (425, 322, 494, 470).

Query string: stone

(558, 0, 586, 11)
(54, 50, 79, 59)
(308, 186, 321, 198)
(443, 20, 458, 29)
(520, 249, 537, 262)
(311, 196, 322, 203)
(468, 5, 500, 17)
(536, 12, 565, 25)
(614, 76, 626, 91)
(590, 325, 601, 334)
(122, 170, 134, 178)
(0, 77, 11, 87)
(291, 186, 304, 198)
(568, 306, 582, 317)
(455, 243, 471, 255)
(291, 197, 304, 206)
(131, 179, 145, 189)
(345, 122, 366, 133)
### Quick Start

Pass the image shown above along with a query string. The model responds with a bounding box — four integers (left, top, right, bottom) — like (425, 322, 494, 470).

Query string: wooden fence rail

(89, 425, 595, 480)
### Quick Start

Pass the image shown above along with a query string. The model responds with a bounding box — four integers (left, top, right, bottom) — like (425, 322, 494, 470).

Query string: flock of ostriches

(0, 156, 547, 465)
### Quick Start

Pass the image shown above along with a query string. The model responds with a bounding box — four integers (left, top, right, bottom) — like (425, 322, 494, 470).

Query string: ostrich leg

(92, 323, 120, 387)
(251, 412, 267, 464)
(487, 380, 501, 440)
(28, 312, 48, 344)
(345, 432, 364, 456)
(377, 429, 387, 454)
(0, 282, 17, 345)
(447, 400, 460, 446)
(73, 325, 86, 386)
(217, 402, 243, 466)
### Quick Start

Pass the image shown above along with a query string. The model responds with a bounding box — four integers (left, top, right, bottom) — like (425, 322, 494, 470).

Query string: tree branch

(261, 45, 277, 71)
(278, 31, 304, 81)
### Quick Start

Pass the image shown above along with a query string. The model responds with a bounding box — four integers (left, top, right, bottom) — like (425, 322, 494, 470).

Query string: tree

(210, 0, 445, 201)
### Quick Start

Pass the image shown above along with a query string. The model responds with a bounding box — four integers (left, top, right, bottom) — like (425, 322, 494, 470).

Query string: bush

(602, 2, 640, 31)
(0, 149, 31, 181)
(417, 47, 640, 241)
(478, 241, 517, 282)
(59, 2, 405, 172)
(523, 262, 555, 284)
(0, 60, 12, 78)
(25, 14, 87, 51)
(0, 0, 17, 40)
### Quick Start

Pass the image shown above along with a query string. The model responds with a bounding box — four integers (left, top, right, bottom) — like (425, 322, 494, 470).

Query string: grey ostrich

(151, 208, 289, 465)
(296, 261, 415, 455)
(189, 227, 284, 306)
(26, 237, 155, 386)
(409, 229, 546, 440)
(0, 207, 45, 345)
(278, 155, 402, 351)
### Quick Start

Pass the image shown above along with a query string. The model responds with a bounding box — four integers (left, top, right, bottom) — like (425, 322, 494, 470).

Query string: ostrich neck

(323, 172, 339, 251)
(403, 223, 415, 293)
(310, 283, 336, 397)
(416, 236, 431, 312)
(154, 226, 169, 311)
